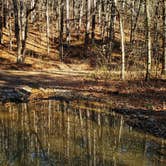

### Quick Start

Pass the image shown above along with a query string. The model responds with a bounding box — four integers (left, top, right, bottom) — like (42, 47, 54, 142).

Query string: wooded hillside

(0, 0, 166, 80)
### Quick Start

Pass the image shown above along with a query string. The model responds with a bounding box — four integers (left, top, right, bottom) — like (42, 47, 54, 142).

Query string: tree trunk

(12, 0, 38, 64)
(46, 0, 50, 55)
(66, 0, 70, 45)
(9, 7, 13, 50)
(162, 0, 166, 75)
(98, 0, 102, 35)
(3, 0, 7, 28)
(145, 0, 152, 80)
(91, 0, 96, 45)
(107, 0, 116, 65)
(130, 0, 142, 45)
(59, 0, 64, 61)
(120, 16, 125, 80)
(0, 0, 3, 44)
(130, 0, 135, 44)
(31, 0, 35, 23)
(118, 1, 125, 80)
(78, 0, 84, 39)
(85, 0, 91, 46)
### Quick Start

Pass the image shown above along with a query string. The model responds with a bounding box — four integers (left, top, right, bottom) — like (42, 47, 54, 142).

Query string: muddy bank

(0, 86, 166, 139)
(0, 87, 31, 102)
(113, 108, 166, 139)
(0, 86, 107, 103)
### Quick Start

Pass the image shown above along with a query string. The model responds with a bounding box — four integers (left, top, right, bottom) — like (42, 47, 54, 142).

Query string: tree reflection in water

(0, 100, 165, 166)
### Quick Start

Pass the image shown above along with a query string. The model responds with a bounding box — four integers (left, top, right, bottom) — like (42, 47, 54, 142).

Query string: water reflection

(0, 100, 165, 166)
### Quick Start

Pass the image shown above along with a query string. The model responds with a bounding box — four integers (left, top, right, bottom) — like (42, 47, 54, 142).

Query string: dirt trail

(0, 69, 165, 110)
(0, 69, 92, 88)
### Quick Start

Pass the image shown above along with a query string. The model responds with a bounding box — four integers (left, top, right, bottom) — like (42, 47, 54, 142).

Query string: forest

(0, 0, 165, 80)
(0, 0, 166, 165)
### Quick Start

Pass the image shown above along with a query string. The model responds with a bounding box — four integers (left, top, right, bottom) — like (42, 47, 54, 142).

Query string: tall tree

(0, 0, 3, 44)
(59, 0, 64, 61)
(85, 0, 91, 47)
(46, 0, 50, 55)
(78, 0, 84, 39)
(66, 0, 70, 45)
(130, 0, 142, 45)
(145, 0, 152, 80)
(92, 0, 96, 44)
(107, 0, 116, 64)
(12, 0, 38, 63)
(162, 0, 166, 75)
(116, 0, 126, 80)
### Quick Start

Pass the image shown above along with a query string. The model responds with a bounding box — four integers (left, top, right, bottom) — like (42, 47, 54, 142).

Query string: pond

(0, 100, 165, 166)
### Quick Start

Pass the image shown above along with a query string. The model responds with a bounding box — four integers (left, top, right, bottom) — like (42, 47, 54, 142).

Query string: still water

(0, 100, 165, 166)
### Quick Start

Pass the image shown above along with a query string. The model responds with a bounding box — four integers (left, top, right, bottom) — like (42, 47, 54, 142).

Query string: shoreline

(0, 86, 166, 139)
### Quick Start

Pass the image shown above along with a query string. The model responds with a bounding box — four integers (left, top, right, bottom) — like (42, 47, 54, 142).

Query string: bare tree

(59, 0, 64, 61)
(85, 0, 91, 48)
(66, 0, 70, 45)
(116, 0, 126, 80)
(46, 0, 50, 55)
(162, 0, 166, 75)
(12, 0, 38, 63)
(145, 0, 152, 80)
(92, 0, 96, 45)
(0, 0, 3, 44)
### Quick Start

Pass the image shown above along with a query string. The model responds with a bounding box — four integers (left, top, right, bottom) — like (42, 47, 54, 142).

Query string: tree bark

(59, 0, 64, 61)
(120, 16, 125, 80)
(85, 0, 91, 46)
(12, 0, 38, 64)
(162, 0, 166, 75)
(78, 0, 84, 39)
(130, 0, 142, 45)
(118, 1, 125, 80)
(46, 0, 50, 55)
(145, 0, 152, 80)
(91, 0, 96, 45)
(0, 0, 3, 44)
(66, 0, 70, 45)
(106, 0, 116, 65)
